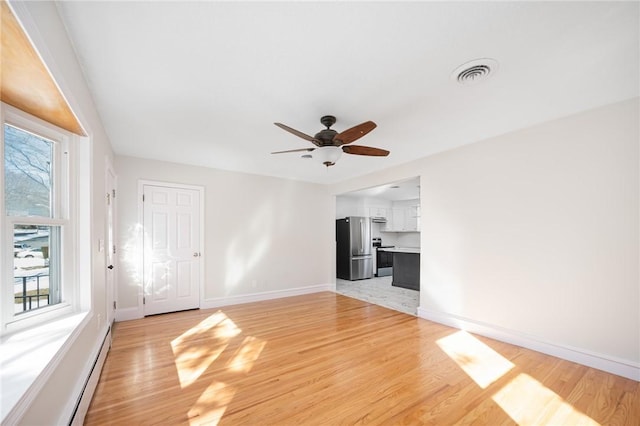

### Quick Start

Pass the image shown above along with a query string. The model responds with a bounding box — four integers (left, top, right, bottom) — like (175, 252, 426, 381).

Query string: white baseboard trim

(116, 307, 143, 322)
(116, 285, 335, 322)
(417, 307, 640, 382)
(66, 324, 111, 425)
(201, 284, 334, 309)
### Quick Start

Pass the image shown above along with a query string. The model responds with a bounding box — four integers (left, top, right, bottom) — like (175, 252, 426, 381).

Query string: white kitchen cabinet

(383, 208, 403, 231)
(404, 206, 420, 231)
(392, 208, 404, 231)
(369, 207, 388, 219)
(383, 206, 420, 232)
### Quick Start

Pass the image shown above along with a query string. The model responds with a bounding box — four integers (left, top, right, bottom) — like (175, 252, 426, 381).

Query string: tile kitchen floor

(335, 276, 419, 316)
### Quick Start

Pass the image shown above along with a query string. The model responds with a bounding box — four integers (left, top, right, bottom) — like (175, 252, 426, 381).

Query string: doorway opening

(335, 176, 421, 315)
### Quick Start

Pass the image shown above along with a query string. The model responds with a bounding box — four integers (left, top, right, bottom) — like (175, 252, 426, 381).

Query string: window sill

(0, 310, 90, 423)
(5, 303, 74, 334)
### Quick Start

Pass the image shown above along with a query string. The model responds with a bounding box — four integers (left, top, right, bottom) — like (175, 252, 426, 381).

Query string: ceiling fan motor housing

(315, 128, 339, 145)
(316, 115, 339, 145)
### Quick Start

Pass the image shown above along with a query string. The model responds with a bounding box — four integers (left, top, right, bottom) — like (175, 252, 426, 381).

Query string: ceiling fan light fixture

(315, 146, 342, 167)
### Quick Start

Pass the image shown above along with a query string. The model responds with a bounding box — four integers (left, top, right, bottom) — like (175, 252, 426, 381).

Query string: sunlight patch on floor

(436, 330, 514, 388)
(172, 311, 230, 343)
(171, 311, 242, 388)
(492, 373, 600, 425)
(167, 311, 269, 423)
(437, 330, 601, 425)
(170, 312, 268, 423)
(187, 380, 237, 425)
(173, 346, 228, 389)
(226, 336, 267, 374)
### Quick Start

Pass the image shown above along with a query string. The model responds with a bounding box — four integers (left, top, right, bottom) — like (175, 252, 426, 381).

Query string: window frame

(1, 104, 78, 334)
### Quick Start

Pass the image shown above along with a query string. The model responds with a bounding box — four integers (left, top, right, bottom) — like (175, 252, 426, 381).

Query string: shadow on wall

(223, 199, 274, 293)
(222, 178, 321, 296)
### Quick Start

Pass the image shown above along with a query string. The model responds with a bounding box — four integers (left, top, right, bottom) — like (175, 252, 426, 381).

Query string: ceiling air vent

(452, 58, 498, 85)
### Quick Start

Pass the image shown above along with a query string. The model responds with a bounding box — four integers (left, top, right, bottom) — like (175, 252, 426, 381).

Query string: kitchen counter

(382, 247, 420, 254)
(389, 250, 420, 291)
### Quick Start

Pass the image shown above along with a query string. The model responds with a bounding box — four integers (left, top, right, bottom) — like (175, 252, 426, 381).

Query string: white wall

(335, 195, 365, 219)
(11, 1, 115, 424)
(115, 156, 334, 312)
(331, 98, 640, 374)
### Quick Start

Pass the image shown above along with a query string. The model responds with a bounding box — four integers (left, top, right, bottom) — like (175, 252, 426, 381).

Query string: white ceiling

(340, 177, 420, 202)
(56, 1, 639, 184)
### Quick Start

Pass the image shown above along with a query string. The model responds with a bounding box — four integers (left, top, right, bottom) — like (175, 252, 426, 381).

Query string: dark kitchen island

(386, 248, 420, 291)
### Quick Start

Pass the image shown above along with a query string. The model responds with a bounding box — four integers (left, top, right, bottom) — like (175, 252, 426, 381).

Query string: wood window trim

(1, 1, 86, 136)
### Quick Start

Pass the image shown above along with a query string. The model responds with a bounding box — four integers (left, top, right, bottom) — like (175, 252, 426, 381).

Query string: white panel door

(143, 184, 201, 316)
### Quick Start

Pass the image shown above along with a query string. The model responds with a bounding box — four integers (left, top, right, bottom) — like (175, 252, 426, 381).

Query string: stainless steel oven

(372, 238, 394, 277)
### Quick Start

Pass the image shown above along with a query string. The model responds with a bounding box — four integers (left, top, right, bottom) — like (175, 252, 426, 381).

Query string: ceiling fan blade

(333, 121, 377, 145)
(342, 145, 389, 157)
(271, 148, 316, 154)
(274, 123, 322, 146)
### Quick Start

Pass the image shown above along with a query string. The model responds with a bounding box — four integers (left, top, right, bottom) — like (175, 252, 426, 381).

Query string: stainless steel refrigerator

(336, 217, 373, 280)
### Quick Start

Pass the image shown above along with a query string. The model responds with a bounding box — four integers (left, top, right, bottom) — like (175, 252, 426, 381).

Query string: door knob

(193, 252, 200, 257)
(107, 265, 114, 270)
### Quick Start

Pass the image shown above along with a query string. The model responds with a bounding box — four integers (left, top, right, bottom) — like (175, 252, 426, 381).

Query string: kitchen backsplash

(395, 232, 420, 248)
(371, 222, 420, 248)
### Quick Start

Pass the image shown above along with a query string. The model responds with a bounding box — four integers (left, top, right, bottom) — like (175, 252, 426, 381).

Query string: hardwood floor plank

(84, 292, 640, 425)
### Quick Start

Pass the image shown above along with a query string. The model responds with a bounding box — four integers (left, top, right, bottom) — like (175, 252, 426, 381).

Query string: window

(1, 105, 77, 332)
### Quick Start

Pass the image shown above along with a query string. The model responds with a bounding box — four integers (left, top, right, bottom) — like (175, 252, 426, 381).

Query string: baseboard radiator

(68, 325, 112, 425)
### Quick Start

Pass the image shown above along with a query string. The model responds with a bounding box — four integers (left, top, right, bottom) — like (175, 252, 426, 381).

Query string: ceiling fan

(272, 115, 390, 167)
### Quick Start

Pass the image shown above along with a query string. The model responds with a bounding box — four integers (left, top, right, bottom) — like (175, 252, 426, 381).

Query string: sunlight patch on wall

(171, 311, 242, 388)
(492, 373, 600, 425)
(436, 330, 514, 389)
(121, 223, 144, 295)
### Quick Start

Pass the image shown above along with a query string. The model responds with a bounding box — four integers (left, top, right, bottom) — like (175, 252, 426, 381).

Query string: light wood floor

(85, 292, 639, 425)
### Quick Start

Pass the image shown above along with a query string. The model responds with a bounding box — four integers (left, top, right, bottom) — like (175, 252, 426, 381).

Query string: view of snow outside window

(5, 124, 61, 314)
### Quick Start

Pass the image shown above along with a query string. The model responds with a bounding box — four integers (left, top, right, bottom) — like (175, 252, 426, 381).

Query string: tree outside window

(4, 124, 61, 314)
(4, 124, 53, 217)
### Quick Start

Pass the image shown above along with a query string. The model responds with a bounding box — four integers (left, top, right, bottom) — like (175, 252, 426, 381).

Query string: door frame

(137, 179, 205, 317)
(105, 156, 117, 326)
